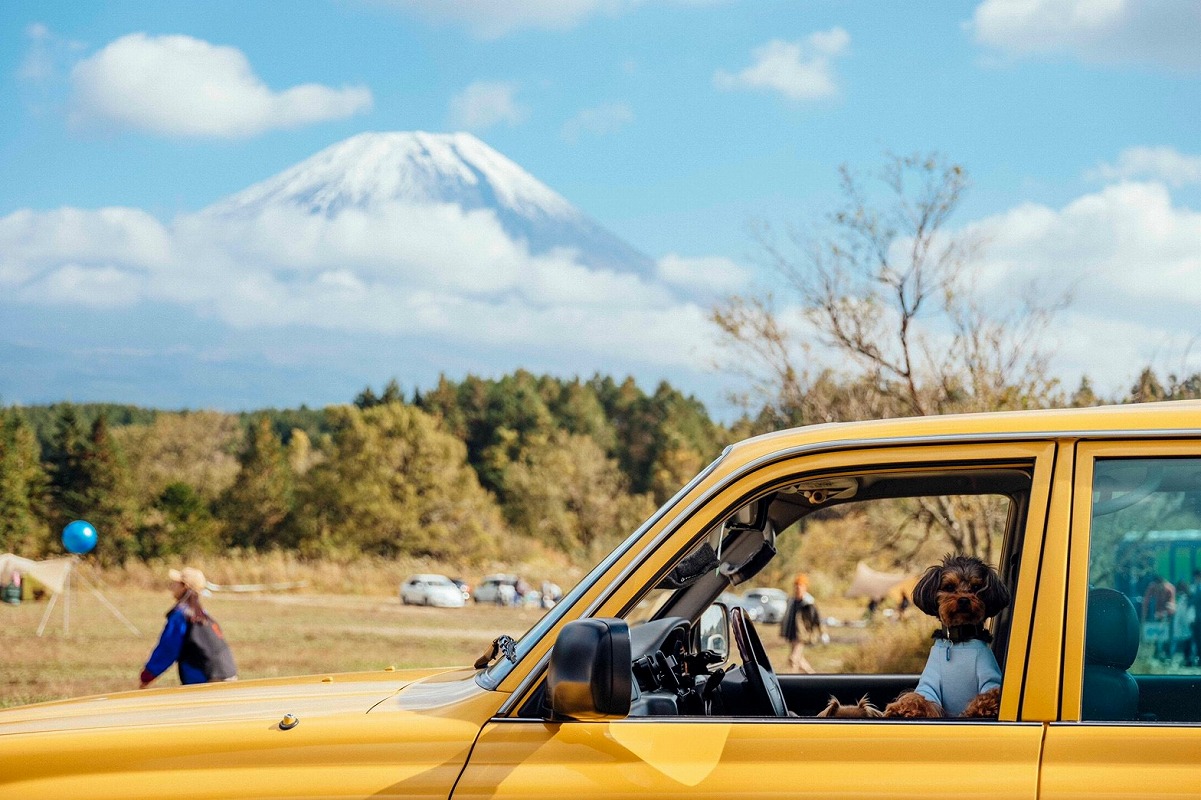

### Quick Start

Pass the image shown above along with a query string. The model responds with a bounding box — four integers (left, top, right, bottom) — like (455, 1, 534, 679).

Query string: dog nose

(957, 597, 972, 610)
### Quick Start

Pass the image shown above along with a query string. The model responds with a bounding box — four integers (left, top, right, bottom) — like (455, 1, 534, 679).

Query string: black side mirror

(547, 618, 632, 721)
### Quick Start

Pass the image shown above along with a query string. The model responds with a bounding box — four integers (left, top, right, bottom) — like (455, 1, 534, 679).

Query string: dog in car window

(815, 694, 884, 718)
(883, 554, 1011, 719)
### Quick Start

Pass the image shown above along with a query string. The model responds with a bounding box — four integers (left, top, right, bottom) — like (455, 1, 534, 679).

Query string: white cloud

(962, 180, 1201, 392)
(0, 197, 718, 371)
(1091, 147, 1201, 187)
(69, 33, 372, 137)
(561, 103, 634, 142)
(714, 28, 850, 102)
(656, 254, 751, 299)
(971, 0, 1201, 71)
(448, 81, 527, 131)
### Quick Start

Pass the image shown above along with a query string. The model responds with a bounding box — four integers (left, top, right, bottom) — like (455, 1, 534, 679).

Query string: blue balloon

(62, 520, 98, 554)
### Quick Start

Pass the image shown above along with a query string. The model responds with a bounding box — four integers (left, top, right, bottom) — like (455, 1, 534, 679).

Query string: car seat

(1081, 587, 1140, 721)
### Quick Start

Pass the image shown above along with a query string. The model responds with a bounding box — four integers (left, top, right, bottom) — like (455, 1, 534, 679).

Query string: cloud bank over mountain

(0, 132, 728, 409)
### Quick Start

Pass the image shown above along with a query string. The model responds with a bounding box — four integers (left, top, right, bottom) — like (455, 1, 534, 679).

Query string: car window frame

(501, 439, 1058, 720)
(1063, 439, 1201, 723)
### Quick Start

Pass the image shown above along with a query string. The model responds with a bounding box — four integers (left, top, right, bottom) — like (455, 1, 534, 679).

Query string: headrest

(1085, 587, 1140, 670)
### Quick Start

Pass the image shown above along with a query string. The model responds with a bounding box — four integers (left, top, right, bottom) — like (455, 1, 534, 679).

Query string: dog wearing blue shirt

(884, 554, 1011, 719)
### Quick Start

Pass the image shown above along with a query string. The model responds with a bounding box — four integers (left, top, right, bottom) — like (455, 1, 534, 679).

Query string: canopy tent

(844, 561, 915, 600)
(0, 553, 74, 595)
(1, 553, 140, 636)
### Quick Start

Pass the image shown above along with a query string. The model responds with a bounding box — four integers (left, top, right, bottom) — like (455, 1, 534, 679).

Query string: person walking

(139, 567, 237, 688)
(780, 572, 816, 674)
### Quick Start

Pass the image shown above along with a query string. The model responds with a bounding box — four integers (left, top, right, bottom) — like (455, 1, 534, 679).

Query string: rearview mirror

(547, 618, 632, 721)
(699, 602, 731, 661)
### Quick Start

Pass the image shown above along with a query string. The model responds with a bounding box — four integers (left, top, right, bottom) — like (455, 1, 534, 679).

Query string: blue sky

(2, 1, 1200, 418)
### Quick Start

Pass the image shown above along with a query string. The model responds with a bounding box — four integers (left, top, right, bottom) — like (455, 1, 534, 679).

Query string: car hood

(0, 665, 466, 737)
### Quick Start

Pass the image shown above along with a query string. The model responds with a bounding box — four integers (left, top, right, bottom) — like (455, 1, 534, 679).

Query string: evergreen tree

(75, 416, 139, 562)
(138, 481, 222, 558)
(219, 416, 295, 550)
(0, 409, 51, 554)
(293, 404, 503, 561)
(46, 404, 90, 532)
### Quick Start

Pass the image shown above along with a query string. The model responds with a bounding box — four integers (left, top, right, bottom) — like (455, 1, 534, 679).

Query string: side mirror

(699, 602, 731, 661)
(547, 618, 632, 721)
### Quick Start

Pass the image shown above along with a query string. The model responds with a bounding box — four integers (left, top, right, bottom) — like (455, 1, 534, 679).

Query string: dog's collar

(933, 624, 992, 644)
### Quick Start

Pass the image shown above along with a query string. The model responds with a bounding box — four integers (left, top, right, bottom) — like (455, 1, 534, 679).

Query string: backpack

(181, 614, 238, 681)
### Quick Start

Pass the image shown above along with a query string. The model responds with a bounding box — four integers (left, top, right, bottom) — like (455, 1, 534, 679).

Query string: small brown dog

(884, 554, 1011, 719)
(816, 694, 884, 718)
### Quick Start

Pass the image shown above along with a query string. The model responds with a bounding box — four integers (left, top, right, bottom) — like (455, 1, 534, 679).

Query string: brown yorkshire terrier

(815, 694, 884, 718)
(883, 554, 1011, 719)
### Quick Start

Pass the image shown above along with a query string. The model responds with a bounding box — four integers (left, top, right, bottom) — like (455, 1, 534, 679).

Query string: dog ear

(911, 564, 943, 616)
(980, 567, 1012, 618)
(815, 696, 841, 717)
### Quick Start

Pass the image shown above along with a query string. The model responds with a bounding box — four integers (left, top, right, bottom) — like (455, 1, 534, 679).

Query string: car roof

(722, 400, 1201, 474)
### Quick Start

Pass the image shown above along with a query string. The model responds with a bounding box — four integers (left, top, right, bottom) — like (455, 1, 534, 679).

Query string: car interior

(520, 463, 1035, 720)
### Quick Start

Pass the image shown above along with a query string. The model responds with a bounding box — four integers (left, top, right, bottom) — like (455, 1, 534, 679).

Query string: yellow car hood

(0, 666, 458, 737)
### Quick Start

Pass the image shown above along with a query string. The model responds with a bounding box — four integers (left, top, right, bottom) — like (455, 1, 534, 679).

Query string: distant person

(139, 567, 237, 688)
(1172, 582, 1195, 665)
(780, 572, 816, 673)
(1141, 574, 1175, 660)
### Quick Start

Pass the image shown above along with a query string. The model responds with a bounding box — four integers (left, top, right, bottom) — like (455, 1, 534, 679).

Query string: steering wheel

(730, 606, 788, 717)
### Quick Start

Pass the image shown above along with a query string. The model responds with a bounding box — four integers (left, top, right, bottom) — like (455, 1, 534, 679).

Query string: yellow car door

(456, 440, 1057, 799)
(1042, 441, 1201, 799)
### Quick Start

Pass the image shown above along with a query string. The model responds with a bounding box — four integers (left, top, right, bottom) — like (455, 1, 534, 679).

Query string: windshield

(477, 448, 728, 689)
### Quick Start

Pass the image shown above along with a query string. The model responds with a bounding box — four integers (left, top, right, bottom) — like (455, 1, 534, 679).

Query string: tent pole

(35, 591, 59, 637)
(74, 569, 141, 635)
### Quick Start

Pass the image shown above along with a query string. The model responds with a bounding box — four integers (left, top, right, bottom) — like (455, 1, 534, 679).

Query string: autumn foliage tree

(292, 404, 503, 562)
(712, 153, 1067, 562)
(713, 153, 1064, 428)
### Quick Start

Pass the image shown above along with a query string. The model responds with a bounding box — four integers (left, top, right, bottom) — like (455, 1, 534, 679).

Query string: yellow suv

(5, 401, 1201, 798)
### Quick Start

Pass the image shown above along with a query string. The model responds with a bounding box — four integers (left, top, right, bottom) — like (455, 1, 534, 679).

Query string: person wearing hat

(139, 567, 237, 688)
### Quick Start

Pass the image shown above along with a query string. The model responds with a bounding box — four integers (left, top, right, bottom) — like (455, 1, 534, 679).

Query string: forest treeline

(0, 366, 1196, 567)
(0, 372, 729, 566)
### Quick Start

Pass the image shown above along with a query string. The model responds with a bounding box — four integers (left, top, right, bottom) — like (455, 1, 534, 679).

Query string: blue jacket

(142, 606, 208, 685)
(914, 638, 1002, 716)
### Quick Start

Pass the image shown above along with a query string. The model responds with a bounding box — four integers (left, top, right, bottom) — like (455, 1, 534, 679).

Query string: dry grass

(0, 566, 550, 709)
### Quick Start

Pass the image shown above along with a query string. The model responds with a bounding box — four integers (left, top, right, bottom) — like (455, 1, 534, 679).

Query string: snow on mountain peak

(203, 131, 654, 276)
(206, 131, 579, 220)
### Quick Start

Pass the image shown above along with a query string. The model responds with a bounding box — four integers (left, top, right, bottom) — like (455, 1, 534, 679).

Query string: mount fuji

(203, 131, 655, 276)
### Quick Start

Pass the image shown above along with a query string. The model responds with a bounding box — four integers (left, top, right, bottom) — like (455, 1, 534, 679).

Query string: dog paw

(961, 687, 1000, 718)
(883, 692, 942, 718)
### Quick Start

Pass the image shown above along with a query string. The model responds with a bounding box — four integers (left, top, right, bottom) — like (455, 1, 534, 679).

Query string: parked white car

(742, 587, 788, 624)
(400, 574, 466, 607)
(474, 574, 521, 606)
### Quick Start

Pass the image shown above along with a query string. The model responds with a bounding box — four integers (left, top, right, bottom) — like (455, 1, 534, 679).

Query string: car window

(1083, 457, 1201, 723)
(614, 462, 1030, 719)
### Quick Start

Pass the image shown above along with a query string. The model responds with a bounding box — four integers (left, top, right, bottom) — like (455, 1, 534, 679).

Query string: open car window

(519, 458, 1033, 719)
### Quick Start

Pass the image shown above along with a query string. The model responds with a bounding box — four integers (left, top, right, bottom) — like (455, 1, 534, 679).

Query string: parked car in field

(7, 402, 1201, 798)
(399, 574, 466, 607)
(450, 577, 471, 602)
(473, 574, 521, 606)
(741, 586, 788, 624)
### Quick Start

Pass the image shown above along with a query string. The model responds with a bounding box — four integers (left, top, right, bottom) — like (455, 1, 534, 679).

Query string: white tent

(0, 553, 74, 595)
(1, 553, 140, 636)
(844, 561, 914, 599)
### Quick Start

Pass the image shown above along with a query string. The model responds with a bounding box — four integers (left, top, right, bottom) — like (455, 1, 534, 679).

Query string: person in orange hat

(139, 567, 237, 688)
(780, 572, 817, 673)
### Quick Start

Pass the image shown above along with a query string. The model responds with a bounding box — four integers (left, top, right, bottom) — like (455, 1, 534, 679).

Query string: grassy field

(1, 563, 909, 710)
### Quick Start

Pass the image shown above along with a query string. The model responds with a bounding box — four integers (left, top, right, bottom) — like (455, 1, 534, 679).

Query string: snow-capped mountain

(204, 131, 654, 276)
